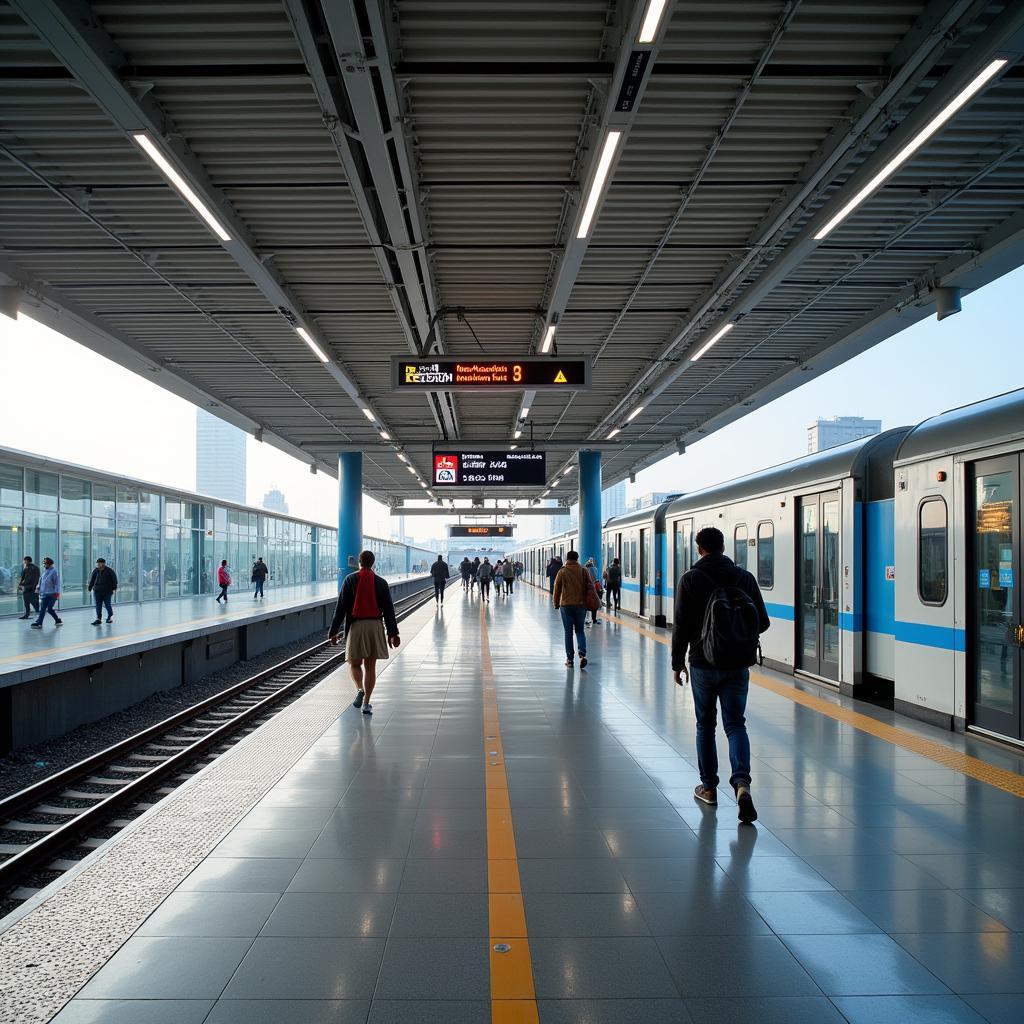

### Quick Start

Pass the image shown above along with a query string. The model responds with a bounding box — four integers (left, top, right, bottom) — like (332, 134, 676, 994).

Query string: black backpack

(694, 568, 762, 669)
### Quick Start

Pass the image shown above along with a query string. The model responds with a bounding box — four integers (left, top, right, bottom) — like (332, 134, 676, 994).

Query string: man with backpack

(671, 526, 769, 824)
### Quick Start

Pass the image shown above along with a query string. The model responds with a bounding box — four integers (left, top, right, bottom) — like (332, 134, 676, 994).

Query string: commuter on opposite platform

(672, 526, 770, 824)
(431, 553, 450, 605)
(88, 557, 118, 625)
(251, 557, 269, 599)
(17, 555, 40, 619)
(554, 550, 597, 669)
(328, 549, 400, 716)
(216, 560, 232, 603)
(31, 557, 62, 630)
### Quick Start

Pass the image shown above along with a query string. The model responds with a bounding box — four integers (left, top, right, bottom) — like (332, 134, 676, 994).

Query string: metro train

(515, 388, 1024, 746)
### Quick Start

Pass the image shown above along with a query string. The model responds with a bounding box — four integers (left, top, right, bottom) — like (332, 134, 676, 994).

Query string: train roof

(664, 427, 911, 516)
(895, 387, 1024, 465)
(604, 497, 681, 531)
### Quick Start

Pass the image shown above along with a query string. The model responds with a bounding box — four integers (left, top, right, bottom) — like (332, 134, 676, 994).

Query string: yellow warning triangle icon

(553, 369, 568, 384)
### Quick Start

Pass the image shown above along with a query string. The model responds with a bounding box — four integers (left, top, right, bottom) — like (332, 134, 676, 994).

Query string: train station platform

(2, 585, 1023, 1024)
(0, 577, 426, 750)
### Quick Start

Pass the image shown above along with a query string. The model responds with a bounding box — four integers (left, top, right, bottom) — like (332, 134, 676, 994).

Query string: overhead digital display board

(393, 357, 590, 392)
(449, 525, 515, 538)
(433, 451, 545, 487)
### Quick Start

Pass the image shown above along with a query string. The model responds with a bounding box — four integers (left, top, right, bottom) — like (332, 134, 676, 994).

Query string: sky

(2, 262, 1023, 548)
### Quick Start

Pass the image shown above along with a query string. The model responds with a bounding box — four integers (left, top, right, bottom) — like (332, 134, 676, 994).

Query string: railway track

(0, 583, 435, 911)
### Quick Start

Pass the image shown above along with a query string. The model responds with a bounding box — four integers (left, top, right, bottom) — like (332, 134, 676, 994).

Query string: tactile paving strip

(0, 603, 436, 1024)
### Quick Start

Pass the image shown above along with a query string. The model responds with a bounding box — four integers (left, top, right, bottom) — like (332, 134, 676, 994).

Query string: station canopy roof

(2, 0, 1023, 505)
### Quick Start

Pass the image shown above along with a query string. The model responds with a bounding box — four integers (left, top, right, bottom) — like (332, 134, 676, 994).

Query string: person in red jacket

(215, 560, 232, 603)
(328, 550, 400, 715)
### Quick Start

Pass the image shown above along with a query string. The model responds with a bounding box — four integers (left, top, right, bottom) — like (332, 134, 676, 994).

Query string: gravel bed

(0, 629, 332, 800)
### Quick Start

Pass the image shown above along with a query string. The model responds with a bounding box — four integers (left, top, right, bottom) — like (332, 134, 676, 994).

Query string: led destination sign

(449, 525, 514, 538)
(434, 451, 546, 487)
(393, 357, 590, 392)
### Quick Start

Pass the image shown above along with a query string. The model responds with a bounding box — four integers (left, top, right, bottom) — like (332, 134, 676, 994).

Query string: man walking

(88, 557, 118, 625)
(328, 549, 401, 715)
(460, 557, 472, 591)
(671, 527, 769, 824)
(430, 553, 450, 605)
(31, 557, 62, 629)
(553, 551, 592, 669)
(604, 557, 622, 612)
(216, 560, 232, 603)
(546, 554, 563, 595)
(478, 557, 493, 601)
(502, 557, 515, 595)
(17, 556, 40, 619)
(251, 557, 269, 599)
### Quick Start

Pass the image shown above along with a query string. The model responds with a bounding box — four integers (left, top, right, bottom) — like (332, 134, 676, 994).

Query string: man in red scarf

(328, 550, 400, 714)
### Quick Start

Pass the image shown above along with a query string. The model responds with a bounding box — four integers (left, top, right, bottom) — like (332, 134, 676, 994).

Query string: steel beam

(8, 0, 402, 443)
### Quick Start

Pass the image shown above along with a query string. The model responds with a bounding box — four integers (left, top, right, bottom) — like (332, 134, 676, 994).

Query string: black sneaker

(55, 619, 63, 627)
(18, 614, 29, 620)
(694, 784, 717, 805)
(106, 616, 113, 623)
(91, 619, 101, 625)
(362, 703, 373, 715)
(736, 786, 757, 824)
(30, 623, 42, 629)
(580, 655, 588, 668)
(353, 689, 364, 708)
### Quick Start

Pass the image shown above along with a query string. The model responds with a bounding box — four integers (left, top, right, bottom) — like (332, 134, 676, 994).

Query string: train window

(630, 540, 638, 578)
(734, 525, 748, 569)
(757, 522, 774, 588)
(919, 498, 948, 605)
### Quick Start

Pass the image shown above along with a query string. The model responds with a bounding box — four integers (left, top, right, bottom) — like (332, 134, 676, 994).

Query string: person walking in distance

(478, 557, 494, 601)
(88, 557, 118, 625)
(604, 557, 622, 612)
(584, 557, 601, 625)
(251, 557, 269, 599)
(31, 557, 62, 629)
(553, 551, 595, 669)
(328, 550, 400, 715)
(470, 556, 481, 593)
(216, 560, 232, 603)
(17, 556, 40, 620)
(460, 556, 472, 591)
(502, 557, 515, 595)
(430, 553, 450, 605)
(546, 554, 563, 596)
(672, 526, 770, 824)
(493, 559, 505, 598)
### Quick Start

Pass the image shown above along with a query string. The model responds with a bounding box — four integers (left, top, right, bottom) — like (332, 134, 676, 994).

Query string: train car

(892, 388, 1024, 744)
(516, 528, 578, 592)
(663, 429, 909, 693)
(600, 502, 676, 625)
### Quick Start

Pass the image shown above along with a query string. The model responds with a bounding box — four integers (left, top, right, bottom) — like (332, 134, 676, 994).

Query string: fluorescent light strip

(521, 406, 530, 419)
(295, 326, 329, 363)
(407, 466, 416, 475)
(361, 407, 376, 422)
(514, 429, 522, 439)
(132, 133, 231, 241)
(379, 431, 391, 441)
(814, 58, 1007, 240)
(541, 325, 556, 353)
(626, 405, 645, 422)
(691, 322, 734, 361)
(576, 131, 622, 239)
(397, 453, 408, 463)
(638, 0, 668, 43)
(607, 428, 621, 439)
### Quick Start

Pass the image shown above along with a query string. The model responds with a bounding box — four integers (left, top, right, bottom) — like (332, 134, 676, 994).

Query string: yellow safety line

(603, 610, 1024, 800)
(480, 600, 540, 1024)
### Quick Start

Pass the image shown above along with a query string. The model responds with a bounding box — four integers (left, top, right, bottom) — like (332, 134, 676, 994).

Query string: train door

(797, 490, 841, 681)
(639, 528, 651, 616)
(672, 519, 693, 587)
(969, 455, 1022, 741)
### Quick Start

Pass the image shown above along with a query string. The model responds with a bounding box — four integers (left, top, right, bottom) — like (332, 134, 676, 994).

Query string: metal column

(338, 451, 363, 587)
(578, 449, 602, 576)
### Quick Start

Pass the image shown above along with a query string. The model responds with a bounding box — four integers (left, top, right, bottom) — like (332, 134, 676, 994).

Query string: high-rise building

(602, 480, 627, 522)
(196, 409, 246, 504)
(807, 415, 882, 453)
(262, 486, 288, 515)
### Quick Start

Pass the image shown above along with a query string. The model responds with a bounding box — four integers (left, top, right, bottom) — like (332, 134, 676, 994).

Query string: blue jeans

(689, 666, 751, 790)
(35, 593, 60, 625)
(94, 591, 113, 619)
(559, 605, 587, 661)
(254, 579, 264, 598)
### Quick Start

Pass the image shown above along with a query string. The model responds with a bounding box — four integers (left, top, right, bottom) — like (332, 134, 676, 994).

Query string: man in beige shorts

(328, 550, 401, 715)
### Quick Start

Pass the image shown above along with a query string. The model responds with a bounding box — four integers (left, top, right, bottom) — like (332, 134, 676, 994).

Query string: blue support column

(338, 451, 363, 588)
(578, 449, 602, 577)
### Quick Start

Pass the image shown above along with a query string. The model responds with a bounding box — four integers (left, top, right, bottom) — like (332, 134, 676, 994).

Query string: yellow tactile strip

(603, 611, 1024, 800)
(480, 600, 540, 1024)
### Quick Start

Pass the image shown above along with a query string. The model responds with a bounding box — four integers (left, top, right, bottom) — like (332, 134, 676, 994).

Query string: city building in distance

(196, 410, 246, 504)
(807, 415, 882, 453)
(262, 486, 288, 515)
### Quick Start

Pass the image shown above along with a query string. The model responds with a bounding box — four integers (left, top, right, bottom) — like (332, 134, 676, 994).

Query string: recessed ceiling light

(813, 58, 1008, 240)
(294, 326, 329, 363)
(638, 0, 668, 43)
(577, 130, 622, 239)
(132, 133, 231, 241)
(691, 322, 734, 361)
(521, 406, 530, 418)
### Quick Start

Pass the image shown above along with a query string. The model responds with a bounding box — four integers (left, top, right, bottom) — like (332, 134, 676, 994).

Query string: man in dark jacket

(251, 557, 269, 599)
(546, 555, 563, 595)
(17, 556, 40, 619)
(328, 550, 400, 715)
(603, 557, 622, 611)
(88, 558, 119, 625)
(671, 526, 769, 823)
(459, 557, 472, 591)
(430, 554, 450, 605)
